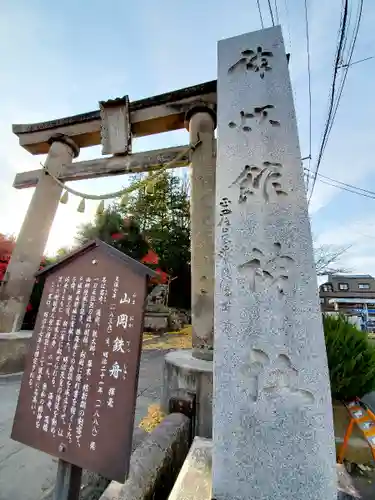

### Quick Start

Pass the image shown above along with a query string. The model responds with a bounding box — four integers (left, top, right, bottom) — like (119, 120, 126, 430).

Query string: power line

(325, 0, 364, 141)
(267, 0, 275, 26)
(308, 0, 349, 202)
(283, 0, 292, 53)
(306, 174, 375, 200)
(308, 0, 364, 205)
(304, 0, 312, 192)
(274, 0, 280, 24)
(305, 170, 375, 200)
(307, 0, 349, 205)
(354, 230, 375, 241)
(309, 169, 375, 196)
(339, 0, 353, 66)
(256, 0, 264, 28)
(314, 178, 375, 200)
(338, 55, 374, 68)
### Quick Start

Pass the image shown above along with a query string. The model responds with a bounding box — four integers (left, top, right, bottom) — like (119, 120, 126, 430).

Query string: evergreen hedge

(324, 314, 375, 401)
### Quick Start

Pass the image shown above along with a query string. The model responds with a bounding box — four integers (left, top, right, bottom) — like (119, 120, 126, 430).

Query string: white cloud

(315, 216, 375, 276)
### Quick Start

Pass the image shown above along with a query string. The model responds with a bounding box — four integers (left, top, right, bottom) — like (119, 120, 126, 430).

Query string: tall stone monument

(213, 27, 337, 499)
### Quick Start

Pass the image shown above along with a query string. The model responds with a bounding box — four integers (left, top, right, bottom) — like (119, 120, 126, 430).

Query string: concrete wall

(100, 413, 190, 500)
(0, 331, 32, 374)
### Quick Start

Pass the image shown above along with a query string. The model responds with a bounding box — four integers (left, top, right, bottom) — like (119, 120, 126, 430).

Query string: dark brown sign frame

(12, 240, 156, 482)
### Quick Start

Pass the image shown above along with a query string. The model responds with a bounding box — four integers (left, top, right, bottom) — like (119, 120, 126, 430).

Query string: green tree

(324, 314, 375, 400)
(120, 171, 191, 308)
(55, 247, 73, 259)
(120, 172, 190, 273)
(75, 170, 191, 308)
(76, 204, 149, 261)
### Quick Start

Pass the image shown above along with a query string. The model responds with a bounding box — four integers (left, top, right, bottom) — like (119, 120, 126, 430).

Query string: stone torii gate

(0, 80, 217, 368)
(2, 26, 338, 499)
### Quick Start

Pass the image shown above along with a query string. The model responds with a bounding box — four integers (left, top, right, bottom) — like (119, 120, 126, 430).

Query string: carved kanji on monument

(11, 240, 156, 482)
(214, 26, 336, 500)
(228, 105, 280, 132)
(243, 348, 314, 404)
(228, 46, 273, 78)
(238, 242, 294, 296)
(230, 162, 287, 203)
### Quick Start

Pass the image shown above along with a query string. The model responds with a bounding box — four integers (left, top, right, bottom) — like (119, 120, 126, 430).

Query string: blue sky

(0, 0, 374, 275)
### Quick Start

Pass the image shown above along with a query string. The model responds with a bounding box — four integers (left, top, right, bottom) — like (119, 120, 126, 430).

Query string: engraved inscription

(252, 105, 280, 127)
(244, 348, 314, 404)
(228, 46, 273, 79)
(238, 242, 294, 295)
(228, 111, 253, 132)
(219, 197, 232, 218)
(218, 198, 233, 311)
(228, 105, 280, 131)
(230, 162, 287, 203)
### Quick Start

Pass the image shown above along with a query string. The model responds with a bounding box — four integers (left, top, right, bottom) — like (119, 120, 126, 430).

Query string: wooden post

(187, 108, 216, 361)
(54, 460, 82, 500)
(169, 390, 196, 445)
(165, 276, 177, 306)
(337, 418, 354, 464)
(0, 135, 79, 332)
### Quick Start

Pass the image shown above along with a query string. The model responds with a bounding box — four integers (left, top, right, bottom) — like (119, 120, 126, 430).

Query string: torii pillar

(0, 135, 79, 332)
(162, 105, 216, 438)
(188, 107, 216, 361)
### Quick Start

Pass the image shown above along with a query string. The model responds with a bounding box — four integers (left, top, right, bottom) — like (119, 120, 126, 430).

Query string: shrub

(324, 314, 375, 401)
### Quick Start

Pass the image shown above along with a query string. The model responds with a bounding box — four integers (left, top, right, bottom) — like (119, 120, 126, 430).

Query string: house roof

(36, 239, 158, 279)
(327, 274, 374, 280)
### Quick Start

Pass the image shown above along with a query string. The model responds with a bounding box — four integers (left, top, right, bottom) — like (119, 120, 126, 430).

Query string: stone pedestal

(168, 437, 212, 500)
(0, 330, 33, 374)
(161, 350, 212, 438)
(143, 312, 169, 333)
(167, 441, 358, 500)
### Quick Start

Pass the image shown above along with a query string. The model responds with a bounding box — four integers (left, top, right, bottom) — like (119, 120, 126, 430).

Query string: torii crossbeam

(1, 80, 217, 364)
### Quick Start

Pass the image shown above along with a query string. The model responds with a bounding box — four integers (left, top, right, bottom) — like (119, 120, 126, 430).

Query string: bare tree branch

(314, 243, 351, 276)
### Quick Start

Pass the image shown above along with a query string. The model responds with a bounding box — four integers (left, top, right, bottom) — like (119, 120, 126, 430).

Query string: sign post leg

(54, 460, 82, 500)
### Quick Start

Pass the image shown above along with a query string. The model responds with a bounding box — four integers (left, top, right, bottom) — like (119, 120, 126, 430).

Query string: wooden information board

(12, 240, 155, 482)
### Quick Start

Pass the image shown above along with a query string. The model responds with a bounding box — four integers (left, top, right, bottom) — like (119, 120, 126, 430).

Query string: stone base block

(0, 331, 33, 374)
(99, 413, 190, 500)
(337, 464, 360, 499)
(168, 437, 212, 500)
(143, 312, 169, 333)
(161, 350, 212, 438)
(168, 439, 359, 500)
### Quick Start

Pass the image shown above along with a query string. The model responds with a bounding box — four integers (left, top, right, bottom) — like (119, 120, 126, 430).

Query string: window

(338, 283, 349, 291)
(358, 283, 370, 289)
(321, 284, 333, 293)
(320, 297, 325, 304)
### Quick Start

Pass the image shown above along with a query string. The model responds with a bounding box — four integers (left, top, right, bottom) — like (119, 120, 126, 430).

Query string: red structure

(141, 249, 168, 284)
(0, 234, 15, 282)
